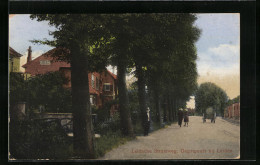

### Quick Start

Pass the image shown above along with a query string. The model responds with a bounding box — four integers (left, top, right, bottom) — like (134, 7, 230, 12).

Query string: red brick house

(22, 48, 118, 116)
(224, 102, 240, 120)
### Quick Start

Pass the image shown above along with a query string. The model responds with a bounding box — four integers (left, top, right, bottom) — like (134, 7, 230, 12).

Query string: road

(100, 116, 240, 160)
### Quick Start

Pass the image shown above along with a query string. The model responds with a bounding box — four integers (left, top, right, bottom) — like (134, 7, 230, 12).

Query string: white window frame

(90, 95, 96, 105)
(104, 83, 111, 91)
(91, 74, 95, 88)
(40, 60, 51, 65)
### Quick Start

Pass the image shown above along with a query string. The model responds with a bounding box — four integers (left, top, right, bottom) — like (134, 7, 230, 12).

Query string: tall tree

(104, 14, 135, 137)
(30, 14, 111, 158)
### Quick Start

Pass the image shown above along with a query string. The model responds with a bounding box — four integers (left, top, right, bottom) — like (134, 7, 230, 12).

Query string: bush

(9, 119, 72, 160)
(94, 113, 120, 135)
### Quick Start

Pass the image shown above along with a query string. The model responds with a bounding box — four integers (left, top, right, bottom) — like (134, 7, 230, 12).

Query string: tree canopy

(195, 82, 228, 116)
(28, 13, 201, 157)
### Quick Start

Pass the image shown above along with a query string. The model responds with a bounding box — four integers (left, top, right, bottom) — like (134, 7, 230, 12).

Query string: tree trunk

(173, 98, 177, 122)
(169, 94, 175, 122)
(168, 95, 173, 122)
(163, 95, 169, 123)
(136, 64, 148, 135)
(117, 61, 134, 137)
(154, 88, 161, 125)
(71, 46, 95, 158)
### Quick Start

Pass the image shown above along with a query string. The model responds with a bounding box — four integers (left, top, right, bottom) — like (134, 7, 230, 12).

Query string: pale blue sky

(9, 14, 240, 77)
(194, 14, 240, 76)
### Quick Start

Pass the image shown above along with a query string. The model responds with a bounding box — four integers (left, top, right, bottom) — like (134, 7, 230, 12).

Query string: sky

(9, 14, 240, 106)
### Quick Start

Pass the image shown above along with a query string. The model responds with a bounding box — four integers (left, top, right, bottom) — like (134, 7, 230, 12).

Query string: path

(100, 116, 240, 160)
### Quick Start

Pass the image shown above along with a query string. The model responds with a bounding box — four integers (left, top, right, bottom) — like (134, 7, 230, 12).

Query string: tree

(195, 82, 228, 116)
(9, 72, 26, 104)
(30, 14, 112, 158)
(26, 71, 72, 113)
(102, 14, 136, 137)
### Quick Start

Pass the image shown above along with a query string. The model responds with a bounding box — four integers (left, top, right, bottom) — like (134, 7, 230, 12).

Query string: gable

(9, 47, 22, 58)
(22, 48, 70, 75)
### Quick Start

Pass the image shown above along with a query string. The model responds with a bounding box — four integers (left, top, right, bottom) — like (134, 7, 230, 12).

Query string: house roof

(22, 48, 69, 68)
(9, 47, 23, 58)
(22, 48, 70, 75)
(106, 70, 117, 79)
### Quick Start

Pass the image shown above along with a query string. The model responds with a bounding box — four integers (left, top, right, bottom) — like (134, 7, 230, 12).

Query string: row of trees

(227, 95, 240, 106)
(30, 14, 200, 158)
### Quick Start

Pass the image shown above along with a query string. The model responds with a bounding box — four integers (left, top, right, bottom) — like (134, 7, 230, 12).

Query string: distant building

(9, 47, 23, 73)
(224, 102, 240, 120)
(22, 47, 118, 116)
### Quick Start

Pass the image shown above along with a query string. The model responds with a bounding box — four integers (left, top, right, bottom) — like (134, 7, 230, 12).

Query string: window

(104, 83, 111, 91)
(40, 60, 51, 65)
(96, 77, 99, 90)
(90, 95, 96, 105)
(91, 74, 95, 88)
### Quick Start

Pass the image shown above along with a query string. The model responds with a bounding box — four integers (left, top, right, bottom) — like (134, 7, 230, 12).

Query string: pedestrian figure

(178, 108, 183, 127)
(184, 109, 189, 127)
(144, 107, 151, 136)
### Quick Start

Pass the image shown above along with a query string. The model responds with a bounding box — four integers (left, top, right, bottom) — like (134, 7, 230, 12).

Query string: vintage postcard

(9, 12, 240, 160)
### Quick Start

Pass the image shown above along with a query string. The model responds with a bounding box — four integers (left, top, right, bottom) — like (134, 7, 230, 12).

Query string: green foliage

(30, 14, 112, 72)
(94, 130, 134, 158)
(94, 113, 121, 135)
(9, 71, 72, 113)
(9, 119, 72, 159)
(227, 95, 240, 106)
(195, 82, 228, 116)
(9, 72, 26, 104)
(26, 71, 72, 113)
(128, 87, 140, 123)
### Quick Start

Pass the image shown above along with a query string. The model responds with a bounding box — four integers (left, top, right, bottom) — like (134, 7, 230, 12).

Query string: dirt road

(100, 116, 240, 160)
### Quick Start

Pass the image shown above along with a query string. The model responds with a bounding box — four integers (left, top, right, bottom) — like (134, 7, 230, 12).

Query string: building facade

(22, 48, 118, 116)
(224, 102, 240, 119)
(9, 47, 22, 73)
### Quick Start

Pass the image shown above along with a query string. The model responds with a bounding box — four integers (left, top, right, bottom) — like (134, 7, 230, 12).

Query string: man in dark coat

(178, 108, 183, 127)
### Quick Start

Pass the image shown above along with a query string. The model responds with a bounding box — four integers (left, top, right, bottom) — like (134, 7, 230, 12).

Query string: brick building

(22, 47, 118, 115)
(224, 102, 240, 120)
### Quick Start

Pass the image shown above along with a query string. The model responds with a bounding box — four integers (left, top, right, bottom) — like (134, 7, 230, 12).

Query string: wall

(226, 103, 240, 119)
(9, 57, 20, 72)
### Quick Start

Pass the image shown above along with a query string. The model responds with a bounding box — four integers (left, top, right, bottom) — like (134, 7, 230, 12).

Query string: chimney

(27, 46, 32, 63)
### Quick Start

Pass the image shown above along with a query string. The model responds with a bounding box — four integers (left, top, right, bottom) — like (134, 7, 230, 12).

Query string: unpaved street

(100, 116, 240, 160)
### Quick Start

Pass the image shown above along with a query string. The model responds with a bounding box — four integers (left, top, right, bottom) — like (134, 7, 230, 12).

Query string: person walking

(178, 108, 183, 127)
(184, 109, 189, 127)
(144, 107, 151, 136)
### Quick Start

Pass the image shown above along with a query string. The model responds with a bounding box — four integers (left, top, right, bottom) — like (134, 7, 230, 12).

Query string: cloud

(208, 44, 239, 62)
(196, 43, 240, 99)
(197, 43, 240, 76)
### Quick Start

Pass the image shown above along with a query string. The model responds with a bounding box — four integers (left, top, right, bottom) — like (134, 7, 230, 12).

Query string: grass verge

(94, 131, 135, 158)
